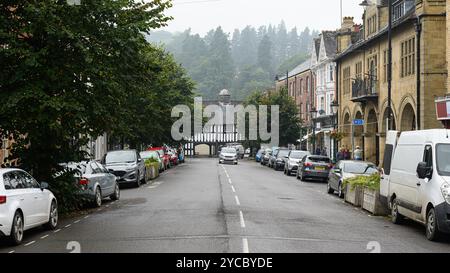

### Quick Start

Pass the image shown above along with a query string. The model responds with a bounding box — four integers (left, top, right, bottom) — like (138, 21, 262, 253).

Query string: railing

(352, 77, 378, 100)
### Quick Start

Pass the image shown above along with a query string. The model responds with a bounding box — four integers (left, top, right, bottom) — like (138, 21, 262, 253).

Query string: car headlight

(441, 183, 450, 204)
(126, 168, 136, 172)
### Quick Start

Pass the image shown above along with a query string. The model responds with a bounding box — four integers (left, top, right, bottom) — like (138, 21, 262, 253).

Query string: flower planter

(145, 163, 160, 181)
(345, 184, 363, 207)
(362, 188, 389, 216)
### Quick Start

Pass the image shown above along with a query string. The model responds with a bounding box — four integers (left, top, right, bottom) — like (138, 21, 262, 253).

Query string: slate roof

(278, 60, 311, 81)
(322, 31, 337, 59)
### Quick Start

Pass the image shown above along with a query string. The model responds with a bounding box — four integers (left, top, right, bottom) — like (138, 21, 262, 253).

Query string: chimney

(341, 17, 355, 30)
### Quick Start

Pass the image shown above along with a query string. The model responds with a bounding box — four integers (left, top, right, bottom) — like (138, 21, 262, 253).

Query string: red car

(168, 149, 179, 166)
(148, 147, 170, 170)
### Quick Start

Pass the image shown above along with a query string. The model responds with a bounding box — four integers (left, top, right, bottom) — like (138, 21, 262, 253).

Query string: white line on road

(147, 186, 158, 189)
(65, 224, 71, 228)
(235, 195, 241, 206)
(24, 241, 35, 247)
(40, 235, 49, 239)
(228, 178, 232, 184)
(242, 238, 249, 253)
(54, 229, 61, 233)
(84, 215, 90, 219)
(8, 250, 15, 254)
(239, 211, 246, 228)
(74, 220, 80, 224)
(231, 185, 236, 193)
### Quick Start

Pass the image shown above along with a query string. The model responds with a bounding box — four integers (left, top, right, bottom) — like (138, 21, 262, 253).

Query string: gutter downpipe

(415, 16, 422, 130)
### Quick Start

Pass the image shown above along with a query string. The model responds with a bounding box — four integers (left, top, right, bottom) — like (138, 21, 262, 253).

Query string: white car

(0, 169, 58, 245)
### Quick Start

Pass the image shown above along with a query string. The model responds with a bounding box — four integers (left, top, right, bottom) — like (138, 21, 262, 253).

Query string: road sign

(353, 119, 365, 126)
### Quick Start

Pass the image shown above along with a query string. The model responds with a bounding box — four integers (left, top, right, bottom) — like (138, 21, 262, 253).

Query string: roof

(278, 60, 311, 81)
(322, 31, 337, 59)
(314, 38, 321, 59)
(219, 89, 230, 96)
(334, 8, 416, 62)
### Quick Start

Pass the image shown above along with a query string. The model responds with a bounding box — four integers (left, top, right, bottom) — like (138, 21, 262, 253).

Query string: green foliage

(0, 0, 193, 212)
(244, 88, 302, 147)
(343, 174, 381, 192)
(51, 168, 86, 215)
(150, 24, 317, 100)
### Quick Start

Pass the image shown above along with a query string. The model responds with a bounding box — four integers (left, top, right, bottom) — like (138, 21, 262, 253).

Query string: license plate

(315, 166, 325, 171)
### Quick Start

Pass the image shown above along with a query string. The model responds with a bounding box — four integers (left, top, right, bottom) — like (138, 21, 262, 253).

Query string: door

(416, 144, 433, 221)
(329, 162, 343, 190)
(4, 171, 38, 227)
(97, 162, 116, 196)
(137, 152, 145, 180)
(21, 171, 48, 224)
(90, 162, 111, 197)
(381, 131, 398, 200)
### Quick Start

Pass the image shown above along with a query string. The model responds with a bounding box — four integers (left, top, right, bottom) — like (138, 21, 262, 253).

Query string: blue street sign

(353, 119, 365, 126)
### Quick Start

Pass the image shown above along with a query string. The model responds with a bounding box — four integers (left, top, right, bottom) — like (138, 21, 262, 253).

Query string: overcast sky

(162, 0, 364, 35)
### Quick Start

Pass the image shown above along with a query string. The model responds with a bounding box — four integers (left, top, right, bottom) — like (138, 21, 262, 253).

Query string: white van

(381, 130, 450, 241)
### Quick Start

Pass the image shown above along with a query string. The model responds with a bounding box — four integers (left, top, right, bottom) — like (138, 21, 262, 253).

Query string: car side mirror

(417, 162, 432, 179)
(40, 182, 49, 191)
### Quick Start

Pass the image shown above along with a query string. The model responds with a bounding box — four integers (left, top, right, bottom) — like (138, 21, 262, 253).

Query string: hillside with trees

(148, 22, 318, 100)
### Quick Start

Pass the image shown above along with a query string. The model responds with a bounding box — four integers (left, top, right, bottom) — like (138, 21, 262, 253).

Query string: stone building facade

(335, 0, 447, 166)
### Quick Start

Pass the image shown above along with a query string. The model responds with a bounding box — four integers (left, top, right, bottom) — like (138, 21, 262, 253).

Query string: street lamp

(310, 107, 318, 155)
(330, 101, 340, 161)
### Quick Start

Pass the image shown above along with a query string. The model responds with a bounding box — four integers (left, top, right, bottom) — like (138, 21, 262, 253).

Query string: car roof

(340, 160, 375, 165)
(0, 168, 23, 175)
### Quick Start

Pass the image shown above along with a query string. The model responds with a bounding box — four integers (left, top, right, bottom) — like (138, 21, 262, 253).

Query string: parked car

(273, 149, 290, 171)
(140, 151, 164, 173)
(244, 148, 251, 158)
(284, 150, 311, 176)
(267, 147, 280, 168)
(327, 160, 378, 198)
(256, 149, 264, 162)
(260, 149, 272, 166)
(381, 129, 450, 241)
(168, 149, 179, 166)
(219, 147, 239, 165)
(0, 169, 58, 245)
(148, 147, 170, 170)
(65, 161, 120, 207)
(297, 155, 332, 182)
(102, 150, 145, 187)
(228, 144, 245, 159)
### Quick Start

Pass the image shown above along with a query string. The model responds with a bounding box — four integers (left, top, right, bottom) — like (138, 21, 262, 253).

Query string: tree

(244, 88, 302, 147)
(0, 0, 178, 212)
(257, 35, 273, 76)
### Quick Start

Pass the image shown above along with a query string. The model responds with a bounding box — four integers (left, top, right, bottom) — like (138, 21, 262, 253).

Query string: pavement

(2, 158, 450, 253)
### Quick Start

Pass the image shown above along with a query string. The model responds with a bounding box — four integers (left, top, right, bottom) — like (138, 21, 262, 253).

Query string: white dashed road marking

(235, 195, 241, 206)
(8, 250, 15, 254)
(239, 211, 246, 228)
(74, 220, 80, 224)
(231, 185, 236, 193)
(242, 238, 249, 253)
(24, 241, 35, 247)
(65, 224, 72, 228)
(54, 229, 61, 233)
(40, 235, 49, 239)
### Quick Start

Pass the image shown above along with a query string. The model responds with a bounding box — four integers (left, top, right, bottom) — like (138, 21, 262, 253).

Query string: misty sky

(163, 0, 364, 35)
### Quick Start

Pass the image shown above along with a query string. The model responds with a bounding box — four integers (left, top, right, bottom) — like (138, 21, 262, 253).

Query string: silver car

(284, 150, 311, 176)
(219, 147, 239, 165)
(67, 161, 120, 207)
(103, 150, 146, 188)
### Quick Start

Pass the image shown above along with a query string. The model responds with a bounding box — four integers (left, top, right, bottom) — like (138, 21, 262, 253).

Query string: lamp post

(310, 107, 318, 154)
(330, 101, 340, 162)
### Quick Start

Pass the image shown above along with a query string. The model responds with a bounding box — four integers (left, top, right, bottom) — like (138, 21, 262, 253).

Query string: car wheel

(327, 182, 334, 194)
(45, 200, 58, 230)
(391, 198, 404, 225)
(426, 208, 442, 241)
(338, 182, 344, 199)
(110, 183, 120, 201)
(135, 171, 141, 187)
(94, 187, 102, 207)
(9, 211, 24, 246)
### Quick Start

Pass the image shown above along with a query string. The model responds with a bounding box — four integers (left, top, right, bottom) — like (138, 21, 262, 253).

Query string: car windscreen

(140, 151, 158, 160)
(344, 162, 378, 174)
(437, 144, 450, 176)
(290, 151, 308, 159)
(308, 157, 330, 163)
(222, 148, 236, 154)
(277, 150, 290, 158)
(105, 151, 136, 164)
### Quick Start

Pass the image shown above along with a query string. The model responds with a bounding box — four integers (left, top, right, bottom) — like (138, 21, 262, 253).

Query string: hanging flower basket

(330, 130, 345, 141)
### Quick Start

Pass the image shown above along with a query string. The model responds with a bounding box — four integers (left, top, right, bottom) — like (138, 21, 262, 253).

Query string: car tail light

(304, 162, 313, 167)
(79, 178, 89, 186)
(0, 196, 6, 204)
